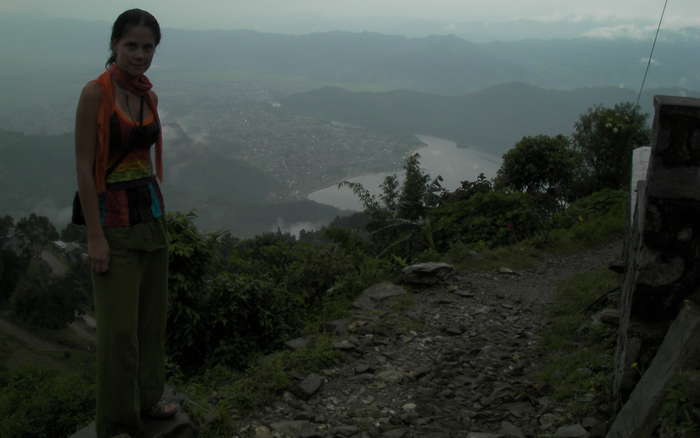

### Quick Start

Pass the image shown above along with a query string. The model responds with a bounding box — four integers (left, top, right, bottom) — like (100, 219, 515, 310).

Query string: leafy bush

(0, 367, 94, 438)
(166, 214, 391, 374)
(10, 256, 85, 329)
(165, 211, 215, 371)
(554, 189, 627, 229)
(431, 190, 543, 249)
(202, 273, 302, 368)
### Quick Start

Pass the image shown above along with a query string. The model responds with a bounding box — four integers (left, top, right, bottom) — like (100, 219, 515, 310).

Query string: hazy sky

(4, 0, 700, 33)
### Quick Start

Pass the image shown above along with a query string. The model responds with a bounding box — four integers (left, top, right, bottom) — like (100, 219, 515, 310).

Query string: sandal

(142, 399, 179, 420)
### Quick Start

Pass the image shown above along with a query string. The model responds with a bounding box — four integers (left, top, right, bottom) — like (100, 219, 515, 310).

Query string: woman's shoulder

(148, 89, 159, 106)
(80, 80, 103, 103)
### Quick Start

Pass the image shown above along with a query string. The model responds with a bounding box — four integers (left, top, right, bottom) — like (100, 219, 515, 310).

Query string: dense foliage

(572, 103, 650, 193)
(0, 367, 95, 438)
(165, 212, 390, 374)
(342, 103, 638, 254)
(496, 134, 578, 203)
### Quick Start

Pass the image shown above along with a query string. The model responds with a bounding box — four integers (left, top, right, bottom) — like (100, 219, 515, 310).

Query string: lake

(307, 135, 503, 211)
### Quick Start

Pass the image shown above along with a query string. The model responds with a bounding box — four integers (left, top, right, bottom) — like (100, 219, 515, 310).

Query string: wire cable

(636, 0, 670, 107)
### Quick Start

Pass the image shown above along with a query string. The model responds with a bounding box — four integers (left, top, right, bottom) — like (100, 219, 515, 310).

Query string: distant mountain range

(282, 83, 700, 154)
(1, 15, 699, 99)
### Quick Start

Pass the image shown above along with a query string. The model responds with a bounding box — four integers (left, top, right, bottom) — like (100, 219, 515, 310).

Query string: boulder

(292, 374, 324, 401)
(400, 262, 455, 286)
(353, 282, 407, 310)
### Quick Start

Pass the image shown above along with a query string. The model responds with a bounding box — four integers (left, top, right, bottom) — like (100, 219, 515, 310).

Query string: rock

(443, 325, 465, 336)
(433, 295, 460, 305)
(596, 308, 620, 325)
(454, 289, 475, 298)
(254, 425, 274, 438)
(353, 282, 407, 310)
(354, 363, 373, 374)
(540, 413, 564, 429)
(609, 258, 626, 273)
(333, 425, 360, 436)
(554, 424, 590, 438)
(400, 262, 455, 285)
(382, 429, 408, 438)
(270, 420, 319, 437)
(285, 336, 312, 351)
(499, 421, 525, 438)
(292, 374, 323, 401)
(581, 417, 601, 430)
(376, 368, 406, 383)
(402, 403, 417, 411)
(407, 365, 432, 380)
(333, 339, 356, 351)
(498, 267, 519, 276)
(322, 319, 350, 336)
(467, 433, 503, 438)
(502, 401, 533, 418)
(589, 422, 608, 438)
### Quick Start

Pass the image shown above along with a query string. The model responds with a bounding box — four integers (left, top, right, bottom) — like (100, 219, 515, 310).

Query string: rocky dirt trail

(233, 240, 622, 438)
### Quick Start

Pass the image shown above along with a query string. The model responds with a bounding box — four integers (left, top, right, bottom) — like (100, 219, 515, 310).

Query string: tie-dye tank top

(98, 98, 166, 228)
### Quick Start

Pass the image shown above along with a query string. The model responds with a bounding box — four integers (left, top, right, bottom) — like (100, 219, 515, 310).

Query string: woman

(74, 9, 178, 438)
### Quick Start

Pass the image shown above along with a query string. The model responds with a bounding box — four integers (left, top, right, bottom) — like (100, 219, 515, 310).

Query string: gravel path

(234, 240, 622, 438)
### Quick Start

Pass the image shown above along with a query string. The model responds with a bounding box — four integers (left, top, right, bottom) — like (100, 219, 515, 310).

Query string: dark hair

(106, 9, 161, 69)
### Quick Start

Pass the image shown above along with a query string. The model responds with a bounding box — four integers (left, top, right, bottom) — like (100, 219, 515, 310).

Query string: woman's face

(111, 24, 156, 76)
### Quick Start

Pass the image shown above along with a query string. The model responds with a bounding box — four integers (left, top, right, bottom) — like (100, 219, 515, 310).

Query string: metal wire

(636, 0, 670, 107)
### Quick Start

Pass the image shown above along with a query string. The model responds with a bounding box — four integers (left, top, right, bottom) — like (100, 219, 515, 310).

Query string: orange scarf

(94, 65, 163, 193)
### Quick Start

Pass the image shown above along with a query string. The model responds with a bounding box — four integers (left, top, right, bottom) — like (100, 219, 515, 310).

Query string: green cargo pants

(92, 220, 169, 438)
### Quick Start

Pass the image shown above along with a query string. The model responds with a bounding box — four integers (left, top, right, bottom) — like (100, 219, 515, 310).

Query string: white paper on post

(630, 146, 651, 225)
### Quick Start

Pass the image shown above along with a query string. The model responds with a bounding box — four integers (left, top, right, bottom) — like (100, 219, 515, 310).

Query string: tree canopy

(572, 102, 650, 192)
(495, 134, 578, 201)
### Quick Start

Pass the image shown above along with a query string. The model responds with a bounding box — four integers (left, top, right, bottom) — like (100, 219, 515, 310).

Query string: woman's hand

(88, 234, 110, 273)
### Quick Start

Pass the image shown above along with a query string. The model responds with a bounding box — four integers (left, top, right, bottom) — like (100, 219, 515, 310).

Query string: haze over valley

(1, 10, 698, 235)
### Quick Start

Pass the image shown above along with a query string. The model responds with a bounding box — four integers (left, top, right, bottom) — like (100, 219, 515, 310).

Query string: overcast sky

(4, 0, 700, 36)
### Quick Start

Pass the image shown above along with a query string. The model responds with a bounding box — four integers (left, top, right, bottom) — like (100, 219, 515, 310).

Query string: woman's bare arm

(75, 81, 110, 273)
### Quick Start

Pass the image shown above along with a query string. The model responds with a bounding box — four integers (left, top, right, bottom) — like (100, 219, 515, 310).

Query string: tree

(572, 103, 650, 192)
(14, 213, 59, 257)
(495, 135, 578, 202)
(0, 215, 13, 245)
(11, 256, 85, 329)
(339, 153, 444, 259)
(444, 173, 493, 202)
(60, 223, 86, 244)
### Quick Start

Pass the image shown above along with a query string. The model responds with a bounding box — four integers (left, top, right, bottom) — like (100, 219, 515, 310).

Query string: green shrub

(659, 372, 699, 437)
(203, 272, 303, 368)
(166, 214, 391, 374)
(0, 367, 94, 438)
(554, 189, 627, 229)
(431, 190, 543, 249)
(10, 257, 85, 329)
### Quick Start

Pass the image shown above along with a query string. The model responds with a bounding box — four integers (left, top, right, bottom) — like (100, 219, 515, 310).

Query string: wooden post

(611, 95, 700, 420)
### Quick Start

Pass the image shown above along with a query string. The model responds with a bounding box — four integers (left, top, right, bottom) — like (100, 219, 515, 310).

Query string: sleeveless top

(98, 96, 166, 230)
